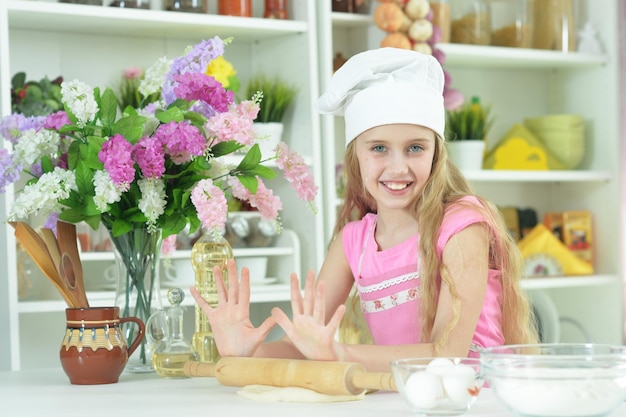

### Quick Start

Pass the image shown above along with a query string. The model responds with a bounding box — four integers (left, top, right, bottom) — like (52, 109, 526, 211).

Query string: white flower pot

(253, 122, 284, 158)
(446, 140, 486, 171)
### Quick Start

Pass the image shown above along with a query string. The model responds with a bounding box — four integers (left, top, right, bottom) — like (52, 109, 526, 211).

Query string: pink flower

(173, 73, 234, 113)
(123, 67, 143, 80)
(133, 136, 166, 179)
(275, 142, 318, 205)
(153, 121, 206, 164)
(98, 134, 135, 190)
(229, 177, 282, 220)
(44, 111, 70, 130)
(191, 178, 228, 235)
(161, 234, 177, 256)
(205, 100, 259, 146)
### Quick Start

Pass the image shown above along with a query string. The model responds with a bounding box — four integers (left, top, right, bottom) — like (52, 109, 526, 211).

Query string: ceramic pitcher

(60, 306, 145, 384)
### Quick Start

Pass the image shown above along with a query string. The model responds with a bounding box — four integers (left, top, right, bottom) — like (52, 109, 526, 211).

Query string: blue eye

(372, 145, 386, 152)
(409, 145, 423, 152)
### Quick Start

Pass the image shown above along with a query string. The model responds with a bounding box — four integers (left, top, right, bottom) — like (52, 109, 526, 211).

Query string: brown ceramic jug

(60, 306, 145, 384)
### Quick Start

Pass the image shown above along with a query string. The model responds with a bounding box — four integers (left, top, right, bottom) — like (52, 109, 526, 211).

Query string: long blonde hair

(334, 136, 538, 348)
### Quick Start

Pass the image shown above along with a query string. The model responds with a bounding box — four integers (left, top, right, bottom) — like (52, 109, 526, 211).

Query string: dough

(237, 385, 366, 403)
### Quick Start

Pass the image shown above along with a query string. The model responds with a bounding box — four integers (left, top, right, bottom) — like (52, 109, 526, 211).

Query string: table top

(1, 367, 626, 417)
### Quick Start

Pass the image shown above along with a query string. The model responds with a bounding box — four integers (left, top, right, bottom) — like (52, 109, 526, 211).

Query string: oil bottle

(190, 231, 234, 363)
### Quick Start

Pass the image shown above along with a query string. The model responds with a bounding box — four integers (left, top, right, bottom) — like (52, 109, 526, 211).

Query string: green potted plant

(445, 96, 494, 170)
(245, 74, 298, 157)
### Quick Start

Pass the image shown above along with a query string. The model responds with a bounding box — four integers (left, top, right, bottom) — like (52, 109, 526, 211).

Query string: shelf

(7, 0, 308, 41)
(439, 43, 607, 69)
(521, 274, 617, 290)
(17, 286, 291, 313)
(462, 170, 613, 183)
(330, 12, 372, 28)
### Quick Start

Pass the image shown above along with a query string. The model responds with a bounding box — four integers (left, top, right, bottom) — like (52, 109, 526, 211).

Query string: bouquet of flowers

(0, 36, 317, 242)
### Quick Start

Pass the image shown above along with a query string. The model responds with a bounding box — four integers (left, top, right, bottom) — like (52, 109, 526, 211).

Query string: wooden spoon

(13, 222, 79, 308)
(56, 221, 89, 308)
(59, 253, 89, 308)
(40, 228, 61, 272)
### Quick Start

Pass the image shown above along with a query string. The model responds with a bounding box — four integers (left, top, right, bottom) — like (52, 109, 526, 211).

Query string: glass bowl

(480, 343, 626, 417)
(391, 357, 484, 416)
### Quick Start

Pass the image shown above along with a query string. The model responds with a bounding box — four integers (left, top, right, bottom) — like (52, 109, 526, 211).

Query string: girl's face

(355, 124, 436, 212)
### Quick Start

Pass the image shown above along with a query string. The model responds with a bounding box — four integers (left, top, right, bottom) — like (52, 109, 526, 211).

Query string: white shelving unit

(0, 0, 326, 371)
(317, 2, 623, 345)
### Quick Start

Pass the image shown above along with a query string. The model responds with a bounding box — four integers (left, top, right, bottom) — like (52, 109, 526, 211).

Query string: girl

(191, 47, 538, 372)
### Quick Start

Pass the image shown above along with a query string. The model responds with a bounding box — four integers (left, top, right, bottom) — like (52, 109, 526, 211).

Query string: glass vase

(110, 228, 163, 373)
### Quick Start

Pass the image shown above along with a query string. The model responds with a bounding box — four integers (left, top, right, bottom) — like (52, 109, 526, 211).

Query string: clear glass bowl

(480, 343, 626, 417)
(391, 357, 484, 416)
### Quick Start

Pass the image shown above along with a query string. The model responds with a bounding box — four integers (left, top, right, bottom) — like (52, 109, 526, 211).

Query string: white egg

(425, 358, 454, 376)
(405, 371, 443, 409)
(441, 364, 478, 404)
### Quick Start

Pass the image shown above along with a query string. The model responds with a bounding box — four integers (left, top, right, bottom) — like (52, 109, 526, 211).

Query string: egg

(404, 371, 443, 409)
(425, 357, 454, 376)
(440, 364, 478, 404)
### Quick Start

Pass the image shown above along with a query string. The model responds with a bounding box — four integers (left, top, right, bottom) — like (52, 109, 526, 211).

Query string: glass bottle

(450, 0, 491, 45)
(532, 0, 575, 52)
(430, 0, 451, 43)
(190, 231, 234, 363)
(264, 0, 288, 19)
(218, 0, 252, 17)
(147, 288, 199, 378)
(165, 0, 207, 13)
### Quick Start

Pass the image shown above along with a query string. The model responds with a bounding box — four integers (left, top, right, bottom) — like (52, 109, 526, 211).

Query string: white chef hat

(317, 47, 445, 146)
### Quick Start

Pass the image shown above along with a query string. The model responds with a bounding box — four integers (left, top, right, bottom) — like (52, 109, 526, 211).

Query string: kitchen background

(0, 0, 624, 371)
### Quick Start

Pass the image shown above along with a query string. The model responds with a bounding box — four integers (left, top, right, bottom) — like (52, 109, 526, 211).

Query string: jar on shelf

(332, 0, 352, 13)
(165, 0, 207, 13)
(450, 0, 491, 46)
(218, 0, 252, 17)
(532, 0, 576, 52)
(109, 0, 151, 8)
(264, 0, 289, 19)
(490, 0, 534, 48)
(430, 0, 451, 43)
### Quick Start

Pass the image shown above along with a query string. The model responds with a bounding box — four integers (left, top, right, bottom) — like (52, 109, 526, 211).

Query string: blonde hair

(334, 136, 538, 349)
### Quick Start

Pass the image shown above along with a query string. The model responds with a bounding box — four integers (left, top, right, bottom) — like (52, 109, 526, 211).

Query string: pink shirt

(342, 197, 504, 357)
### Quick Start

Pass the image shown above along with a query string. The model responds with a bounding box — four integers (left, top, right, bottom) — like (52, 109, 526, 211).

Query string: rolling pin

(184, 357, 397, 396)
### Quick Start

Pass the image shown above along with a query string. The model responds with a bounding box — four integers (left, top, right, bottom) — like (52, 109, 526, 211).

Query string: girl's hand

(190, 259, 276, 357)
(271, 271, 346, 361)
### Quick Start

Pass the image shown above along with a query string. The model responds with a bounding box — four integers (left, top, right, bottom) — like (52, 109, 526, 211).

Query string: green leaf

(211, 140, 243, 158)
(11, 72, 26, 90)
(184, 111, 207, 128)
(40, 156, 54, 174)
(58, 208, 86, 224)
(75, 163, 95, 195)
(99, 88, 118, 127)
(67, 140, 82, 170)
(84, 215, 101, 231)
(245, 164, 277, 180)
(111, 219, 134, 237)
(237, 144, 261, 171)
(112, 115, 146, 144)
(156, 107, 185, 123)
(237, 175, 258, 194)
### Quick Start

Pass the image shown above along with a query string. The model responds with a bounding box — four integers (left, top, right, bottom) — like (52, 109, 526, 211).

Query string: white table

(1, 368, 625, 417)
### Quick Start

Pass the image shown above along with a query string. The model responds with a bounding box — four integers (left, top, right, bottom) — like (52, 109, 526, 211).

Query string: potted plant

(445, 96, 494, 170)
(245, 74, 298, 157)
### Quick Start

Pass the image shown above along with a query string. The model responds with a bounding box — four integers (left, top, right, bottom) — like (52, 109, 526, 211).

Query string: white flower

(137, 177, 166, 232)
(9, 167, 77, 220)
(93, 170, 122, 212)
(12, 129, 60, 167)
(61, 80, 98, 128)
(139, 57, 172, 97)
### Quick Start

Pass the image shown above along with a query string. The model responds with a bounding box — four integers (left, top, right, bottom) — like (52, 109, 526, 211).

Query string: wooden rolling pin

(183, 357, 397, 396)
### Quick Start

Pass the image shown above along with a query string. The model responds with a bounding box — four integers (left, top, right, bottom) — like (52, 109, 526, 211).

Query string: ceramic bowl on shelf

(524, 114, 585, 169)
(391, 357, 484, 416)
(480, 343, 626, 417)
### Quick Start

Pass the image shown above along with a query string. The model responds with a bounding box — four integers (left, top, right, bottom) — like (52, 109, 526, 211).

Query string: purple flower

(162, 36, 225, 106)
(98, 134, 135, 190)
(133, 136, 166, 179)
(0, 114, 46, 144)
(0, 148, 20, 193)
(153, 121, 206, 165)
(173, 73, 234, 114)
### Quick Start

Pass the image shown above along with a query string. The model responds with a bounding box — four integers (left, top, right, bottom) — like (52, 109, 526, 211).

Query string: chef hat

(317, 47, 445, 146)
